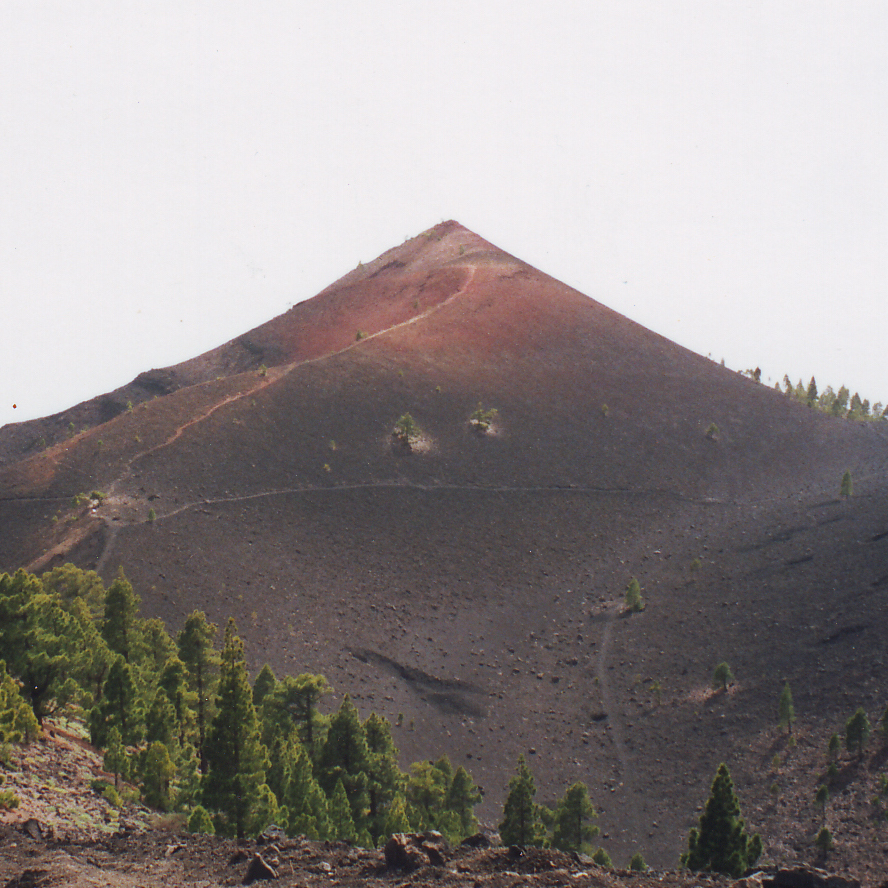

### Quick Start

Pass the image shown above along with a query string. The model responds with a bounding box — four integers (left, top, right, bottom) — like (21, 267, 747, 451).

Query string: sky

(2, 2, 886, 429)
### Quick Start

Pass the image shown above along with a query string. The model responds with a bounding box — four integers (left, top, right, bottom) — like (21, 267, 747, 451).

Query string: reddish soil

(1, 221, 887, 882)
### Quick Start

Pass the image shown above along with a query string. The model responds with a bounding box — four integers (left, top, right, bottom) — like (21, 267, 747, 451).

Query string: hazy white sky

(2, 2, 886, 429)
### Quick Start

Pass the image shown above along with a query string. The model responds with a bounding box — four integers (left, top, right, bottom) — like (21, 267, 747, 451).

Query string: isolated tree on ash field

(778, 682, 795, 734)
(551, 781, 599, 853)
(712, 662, 734, 692)
(681, 763, 762, 878)
(845, 707, 871, 757)
(499, 754, 546, 847)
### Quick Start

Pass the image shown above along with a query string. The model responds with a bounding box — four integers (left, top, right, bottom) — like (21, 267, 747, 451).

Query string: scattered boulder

(20, 819, 43, 841)
(461, 831, 494, 849)
(243, 852, 277, 885)
(3, 870, 49, 888)
(383, 831, 449, 871)
(256, 824, 285, 845)
(757, 866, 861, 888)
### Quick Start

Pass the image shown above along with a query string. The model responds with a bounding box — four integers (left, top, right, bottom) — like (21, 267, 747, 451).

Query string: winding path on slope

(594, 604, 644, 850)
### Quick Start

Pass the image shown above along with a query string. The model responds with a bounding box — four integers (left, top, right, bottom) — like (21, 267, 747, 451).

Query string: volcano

(1, 221, 887, 873)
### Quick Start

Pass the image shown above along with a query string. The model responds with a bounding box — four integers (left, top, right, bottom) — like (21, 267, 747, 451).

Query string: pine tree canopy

(681, 763, 761, 877)
(252, 664, 277, 708)
(201, 619, 268, 839)
(499, 754, 545, 847)
(845, 707, 871, 756)
(551, 781, 598, 853)
(177, 611, 220, 773)
(101, 570, 141, 663)
(778, 682, 794, 733)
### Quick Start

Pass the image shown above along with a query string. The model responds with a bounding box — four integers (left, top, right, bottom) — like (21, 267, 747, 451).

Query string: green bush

(470, 403, 498, 432)
(393, 413, 420, 446)
(712, 662, 734, 691)
(628, 852, 647, 871)
(0, 783, 19, 810)
(624, 578, 645, 613)
(188, 805, 216, 834)
(592, 847, 612, 867)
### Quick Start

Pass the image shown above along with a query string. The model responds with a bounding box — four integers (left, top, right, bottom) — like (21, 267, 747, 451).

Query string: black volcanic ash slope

(1, 221, 887, 872)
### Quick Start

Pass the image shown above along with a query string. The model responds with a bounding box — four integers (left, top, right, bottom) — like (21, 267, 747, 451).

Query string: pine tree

(139, 618, 176, 675)
(265, 733, 293, 804)
(0, 659, 40, 744)
(681, 763, 762, 877)
(592, 847, 612, 867)
(103, 725, 128, 790)
(64, 595, 115, 709)
(845, 707, 871, 757)
(188, 804, 215, 834)
(101, 570, 141, 663)
(406, 759, 449, 830)
(827, 732, 842, 761)
(446, 766, 482, 839)
(840, 471, 853, 497)
(383, 794, 412, 836)
(316, 695, 371, 833)
(818, 386, 836, 414)
(201, 619, 268, 839)
(551, 781, 599, 853)
(712, 662, 734, 691)
(262, 673, 331, 760)
(778, 682, 794, 734)
(91, 654, 144, 746)
(41, 563, 106, 619)
(328, 777, 357, 841)
(158, 656, 194, 747)
(142, 741, 176, 811)
(628, 853, 648, 872)
(283, 741, 330, 839)
(363, 712, 404, 843)
(145, 686, 178, 748)
(173, 742, 202, 811)
(252, 664, 277, 708)
(849, 392, 863, 417)
(624, 578, 645, 613)
(499, 755, 545, 847)
(251, 783, 282, 836)
(178, 611, 220, 773)
(806, 377, 818, 405)
(0, 570, 82, 721)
